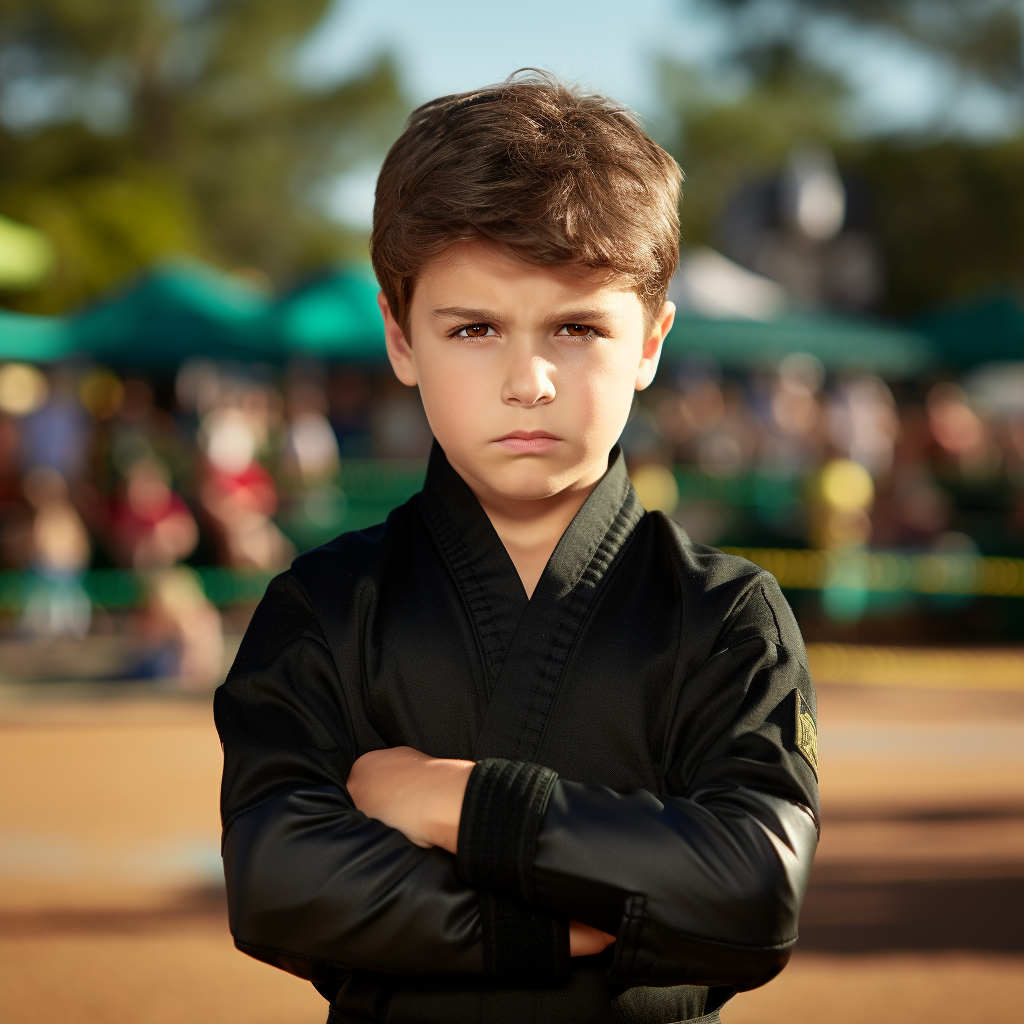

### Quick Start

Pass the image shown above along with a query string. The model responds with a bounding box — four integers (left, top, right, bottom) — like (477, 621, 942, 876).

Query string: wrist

(422, 758, 474, 853)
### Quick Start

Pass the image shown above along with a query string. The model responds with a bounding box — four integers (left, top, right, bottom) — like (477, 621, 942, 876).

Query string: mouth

(493, 430, 561, 454)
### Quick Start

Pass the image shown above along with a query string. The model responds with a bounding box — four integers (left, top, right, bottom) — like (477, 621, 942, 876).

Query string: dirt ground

(1, 669, 1022, 1024)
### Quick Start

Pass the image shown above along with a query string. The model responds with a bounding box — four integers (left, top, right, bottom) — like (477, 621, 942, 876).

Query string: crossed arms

(216, 581, 819, 989)
(346, 745, 616, 957)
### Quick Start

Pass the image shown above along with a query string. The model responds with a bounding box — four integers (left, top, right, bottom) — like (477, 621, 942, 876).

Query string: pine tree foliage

(0, 0, 406, 313)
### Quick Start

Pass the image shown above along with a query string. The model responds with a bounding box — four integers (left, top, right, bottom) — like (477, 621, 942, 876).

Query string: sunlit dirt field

(1, 660, 1022, 1024)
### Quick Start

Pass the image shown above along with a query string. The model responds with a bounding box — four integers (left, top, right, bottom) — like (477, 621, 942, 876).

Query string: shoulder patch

(794, 690, 818, 777)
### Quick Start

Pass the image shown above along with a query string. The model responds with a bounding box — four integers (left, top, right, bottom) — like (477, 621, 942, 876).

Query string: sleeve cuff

(457, 757, 558, 902)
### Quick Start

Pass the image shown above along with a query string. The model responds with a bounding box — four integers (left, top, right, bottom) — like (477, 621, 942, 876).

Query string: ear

(635, 300, 674, 391)
(378, 291, 417, 386)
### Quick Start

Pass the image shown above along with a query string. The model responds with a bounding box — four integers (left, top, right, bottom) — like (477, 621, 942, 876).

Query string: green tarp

(0, 259, 386, 368)
(270, 266, 385, 359)
(2, 257, 945, 376)
(664, 314, 935, 376)
(71, 259, 277, 367)
(0, 309, 74, 361)
(914, 294, 1024, 369)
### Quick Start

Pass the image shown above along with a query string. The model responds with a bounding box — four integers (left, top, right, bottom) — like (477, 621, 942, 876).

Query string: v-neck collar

(419, 441, 645, 760)
(419, 443, 530, 687)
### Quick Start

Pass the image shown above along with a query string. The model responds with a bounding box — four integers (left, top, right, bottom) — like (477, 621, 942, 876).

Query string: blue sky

(300, 0, 1022, 228)
(300, 0, 719, 128)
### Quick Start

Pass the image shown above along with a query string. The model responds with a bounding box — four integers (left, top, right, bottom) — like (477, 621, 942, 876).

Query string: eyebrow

(429, 305, 619, 325)
(430, 306, 501, 322)
(547, 308, 617, 325)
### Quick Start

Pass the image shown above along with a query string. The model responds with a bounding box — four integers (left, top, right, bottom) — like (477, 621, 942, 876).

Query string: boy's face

(380, 240, 673, 503)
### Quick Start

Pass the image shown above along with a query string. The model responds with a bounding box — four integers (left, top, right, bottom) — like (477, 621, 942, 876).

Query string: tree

(662, 1, 1024, 315)
(0, 1, 406, 314)
(846, 137, 1024, 315)
(660, 45, 847, 250)
(702, 0, 1024, 97)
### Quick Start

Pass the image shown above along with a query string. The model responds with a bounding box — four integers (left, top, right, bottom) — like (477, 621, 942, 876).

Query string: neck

(454, 461, 607, 599)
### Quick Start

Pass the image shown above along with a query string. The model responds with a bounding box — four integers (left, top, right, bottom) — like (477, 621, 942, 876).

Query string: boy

(215, 73, 819, 1024)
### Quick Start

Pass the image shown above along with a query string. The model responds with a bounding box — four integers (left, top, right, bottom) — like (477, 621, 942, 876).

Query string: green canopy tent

(914, 294, 1024, 369)
(0, 310, 75, 362)
(1, 262, 385, 369)
(270, 267, 386, 361)
(663, 313, 935, 377)
(68, 259, 277, 368)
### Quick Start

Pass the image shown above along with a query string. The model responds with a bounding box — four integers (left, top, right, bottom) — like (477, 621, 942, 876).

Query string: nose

(501, 346, 556, 408)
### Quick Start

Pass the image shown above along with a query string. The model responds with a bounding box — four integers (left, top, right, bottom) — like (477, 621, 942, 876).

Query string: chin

(482, 460, 576, 501)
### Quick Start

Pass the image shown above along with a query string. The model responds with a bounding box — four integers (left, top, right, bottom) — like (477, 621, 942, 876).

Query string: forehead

(411, 240, 641, 313)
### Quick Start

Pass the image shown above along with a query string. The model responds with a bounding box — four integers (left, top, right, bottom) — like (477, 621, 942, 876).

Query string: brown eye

(460, 324, 491, 338)
(564, 324, 592, 337)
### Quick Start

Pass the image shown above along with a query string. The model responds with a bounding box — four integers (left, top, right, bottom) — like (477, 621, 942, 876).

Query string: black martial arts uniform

(215, 443, 820, 1024)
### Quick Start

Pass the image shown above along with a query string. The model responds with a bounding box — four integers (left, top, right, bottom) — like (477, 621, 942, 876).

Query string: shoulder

(637, 511, 804, 658)
(228, 498, 419, 676)
(227, 570, 319, 678)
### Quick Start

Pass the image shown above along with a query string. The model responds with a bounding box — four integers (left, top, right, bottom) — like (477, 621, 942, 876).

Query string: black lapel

(419, 442, 530, 690)
(471, 447, 644, 760)
(420, 442, 645, 761)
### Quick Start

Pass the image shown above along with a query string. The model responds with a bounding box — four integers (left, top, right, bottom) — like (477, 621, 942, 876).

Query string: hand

(569, 920, 616, 956)
(346, 746, 475, 852)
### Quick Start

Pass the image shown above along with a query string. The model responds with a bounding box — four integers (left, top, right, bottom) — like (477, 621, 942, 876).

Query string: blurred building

(715, 147, 883, 312)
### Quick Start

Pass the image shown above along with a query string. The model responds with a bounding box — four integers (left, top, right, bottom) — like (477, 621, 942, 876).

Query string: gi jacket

(215, 444, 820, 1024)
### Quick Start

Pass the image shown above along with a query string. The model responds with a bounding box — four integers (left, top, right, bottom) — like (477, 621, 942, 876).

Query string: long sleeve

(456, 575, 819, 991)
(215, 573, 569, 983)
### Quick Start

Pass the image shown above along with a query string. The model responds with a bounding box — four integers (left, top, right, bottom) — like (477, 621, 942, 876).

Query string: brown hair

(370, 71, 682, 333)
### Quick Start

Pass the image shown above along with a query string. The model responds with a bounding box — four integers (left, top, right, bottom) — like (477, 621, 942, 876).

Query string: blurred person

(873, 470, 952, 548)
(758, 353, 826, 477)
(20, 465, 92, 638)
(826, 374, 899, 477)
(102, 378, 196, 534)
(19, 368, 91, 481)
(283, 380, 341, 484)
(239, 380, 284, 459)
(216, 75, 818, 1024)
(696, 381, 759, 478)
(101, 453, 221, 687)
(177, 361, 285, 462)
(872, 403, 952, 548)
(131, 567, 224, 690)
(108, 457, 199, 568)
(927, 382, 1001, 480)
(176, 358, 218, 412)
(279, 379, 350, 546)
(651, 362, 725, 462)
(198, 407, 293, 568)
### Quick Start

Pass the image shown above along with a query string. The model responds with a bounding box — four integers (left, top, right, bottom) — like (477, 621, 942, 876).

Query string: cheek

(413, 348, 489, 437)
(569, 352, 639, 438)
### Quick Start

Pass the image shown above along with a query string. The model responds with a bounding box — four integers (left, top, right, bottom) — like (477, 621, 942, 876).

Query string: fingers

(568, 920, 616, 957)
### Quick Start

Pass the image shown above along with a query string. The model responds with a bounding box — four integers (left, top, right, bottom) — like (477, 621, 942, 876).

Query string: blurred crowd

(0, 358, 433, 682)
(1, 352, 1023, 671)
(624, 354, 1024, 559)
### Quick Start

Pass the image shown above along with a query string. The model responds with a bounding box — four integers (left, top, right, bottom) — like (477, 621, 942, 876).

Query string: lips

(494, 430, 561, 454)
